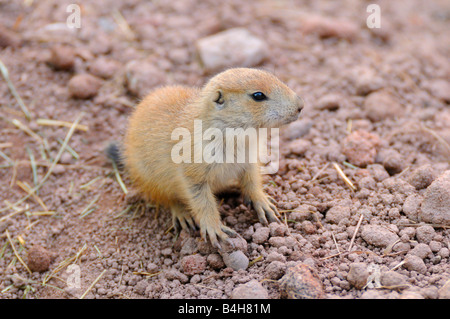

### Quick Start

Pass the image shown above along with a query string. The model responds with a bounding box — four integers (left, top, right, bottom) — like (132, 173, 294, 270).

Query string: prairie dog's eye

(251, 92, 267, 101)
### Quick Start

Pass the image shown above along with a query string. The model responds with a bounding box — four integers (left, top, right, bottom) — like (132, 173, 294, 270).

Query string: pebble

(47, 45, 75, 71)
(68, 74, 103, 99)
(27, 245, 51, 272)
(377, 148, 405, 175)
(279, 263, 325, 299)
(342, 130, 381, 167)
(361, 224, 399, 248)
(231, 280, 268, 299)
(221, 250, 249, 271)
(408, 243, 432, 260)
(251, 227, 270, 244)
(363, 90, 403, 122)
(420, 170, 450, 225)
(0, 24, 21, 48)
(89, 57, 121, 79)
(347, 263, 368, 289)
(206, 253, 225, 270)
(196, 28, 268, 73)
(301, 15, 359, 41)
(325, 205, 350, 224)
(404, 255, 427, 274)
(380, 271, 407, 287)
(402, 194, 423, 221)
(407, 164, 437, 190)
(415, 225, 435, 244)
(180, 254, 207, 276)
(438, 280, 450, 299)
(125, 60, 167, 98)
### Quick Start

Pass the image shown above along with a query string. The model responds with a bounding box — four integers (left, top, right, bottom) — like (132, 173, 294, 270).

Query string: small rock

(325, 205, 350, 224)
(52, 164, 66, 175)
(438, 280, 450, 299)
(347, 262, 368, 289)
(377, 148, 405, 175)
(27, 245, 51, 272)
(284, 120, 313, 140)
(402, 194, 423, 222)
(363, 90, 403, 122)
(349, 66, 383, 95)
(301, 15, 359, 40)
(404, 255, 427, 274)
(367, 164, 390, 182)
(361, 225, 399, 248)
(269, 222, 287, 237)
(196, 28, 268, 73)
(179, 237, 198, 256)
(380, 271, 407, 287)
(279, 263, 325, 299)
(164, 269, 189, 284)
(134, 280, 148, 295)
(407, 165, 437, 190)
(180, 254, 207, 276)
(89, 57, 121, 79)
(265, 261, 286, 280)
(342, 130, 381, 167)
(426, 79, 450, 103)
(0, 24, 21, 48)
(125, 60, 167, 98)
(420, 170, 450, 225)
(252, 227, 270, 244)
(221, 250, 249, 271)
(316, 93, 343, 111)
(408, 243, 432, 259)
(415, 225, 435, 244)
(288, 139, 311, 156)
(47, 45, 75, 70)
(68, 74, 103, 99)
(231, 280, 268, 299)
(206, 253, 225, 270)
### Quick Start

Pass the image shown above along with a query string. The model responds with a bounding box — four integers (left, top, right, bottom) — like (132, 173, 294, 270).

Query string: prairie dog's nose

(296, 95, 304, 113)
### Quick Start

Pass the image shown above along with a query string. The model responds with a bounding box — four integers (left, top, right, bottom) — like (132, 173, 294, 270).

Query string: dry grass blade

(5, 230, 32, 275)
(12, 119, 42, 143)
(0, 143, 13, 149)
(112, 9, 136, 41)
(348, 214, 364, 252)
(36, 118, 88, 132)
(16, 180, 48, 211)
(0, 59, 31, 120)
(79, 269, 107, 299)
(79, 194, 101, 218)
(332, 162, 356, 191)
(43, 243, 87, 285)
(112, 161, 128, 194)
(0, 112, 85, 214)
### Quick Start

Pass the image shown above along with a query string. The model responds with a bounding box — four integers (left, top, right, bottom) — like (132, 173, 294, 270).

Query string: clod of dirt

(347, 262, 368, 289)
(180, 254, 207, 276)
(380, 271, 407, 287)
(315, 93, 344, 111)
(402, 194, 423, 221)
(221, 250, 249, 271)
(279, 263, 325, 299)
(206, 253, 225, 270)
(363, 90, 403, 122)
(408, 243, 432, 260)
(231, 279, 268, 299)
(404, 255, 427, 274)
(68, 73, 103, 99)
(27, 245, 51, 273)
(325, 205, 350, 224)
(420, 170, 450, 225)
(196, 28, 268, 73)
(407, 164, 437, 190)
(47, 45, 75, 71)
(251, 226, 270, 244)
(376, 148, 405, 175)
(125, 60, 167, 98)
(425, 79, 450, 103)
(301, 15, 359, 41)
(284, 120, 313, 140)
(349, 66, 383, 96)
(361, 224, 399, 248)
(0, 24, 21, 48)
(288, 139, 311, 156)
(164, 269, 189, 284)
(415, 225, 435, 244)
(438, 280, 450, 299)
(88, 57, 121, 79)
(265, 261, 286, 280)
(341, 130, 381, 167)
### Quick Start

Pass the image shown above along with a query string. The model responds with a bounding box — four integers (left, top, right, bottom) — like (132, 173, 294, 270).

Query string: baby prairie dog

(109, 68, 303, 248)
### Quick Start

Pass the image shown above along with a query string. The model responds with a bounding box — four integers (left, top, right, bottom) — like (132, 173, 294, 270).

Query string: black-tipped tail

(105, 142, 124, 170)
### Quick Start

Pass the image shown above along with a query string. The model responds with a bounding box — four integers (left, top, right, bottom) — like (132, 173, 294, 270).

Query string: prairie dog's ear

(213, 90, 224, 106)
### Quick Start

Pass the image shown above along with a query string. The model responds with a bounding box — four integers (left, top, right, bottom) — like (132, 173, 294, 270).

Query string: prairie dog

(108, 68, 303, 248)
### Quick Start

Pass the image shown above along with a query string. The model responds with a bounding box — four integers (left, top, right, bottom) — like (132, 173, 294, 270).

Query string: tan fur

(123, 68, 303, 247)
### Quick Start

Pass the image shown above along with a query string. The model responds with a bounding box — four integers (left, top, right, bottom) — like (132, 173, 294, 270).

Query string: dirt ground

(0, 0, 449, 299)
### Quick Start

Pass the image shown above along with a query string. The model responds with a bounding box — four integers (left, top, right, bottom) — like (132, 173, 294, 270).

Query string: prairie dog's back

(124, 86, 200, 205)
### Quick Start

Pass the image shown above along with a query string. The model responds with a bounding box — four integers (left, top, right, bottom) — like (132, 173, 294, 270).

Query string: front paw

(199, 217, 237, 249)
(248, 195, 280, 225)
